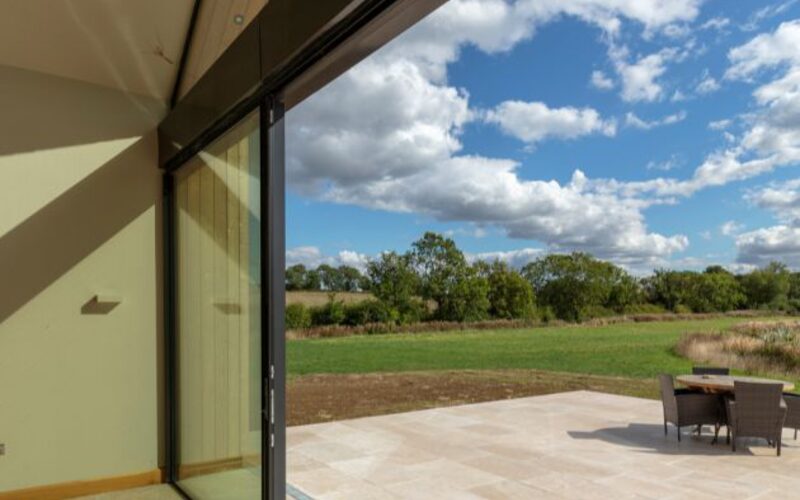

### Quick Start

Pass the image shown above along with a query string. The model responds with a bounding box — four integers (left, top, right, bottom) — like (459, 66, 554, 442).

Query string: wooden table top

(677, 374, 795, 393)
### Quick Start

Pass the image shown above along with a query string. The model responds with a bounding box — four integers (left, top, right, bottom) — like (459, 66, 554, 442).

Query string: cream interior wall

(0, 65, 166, 492)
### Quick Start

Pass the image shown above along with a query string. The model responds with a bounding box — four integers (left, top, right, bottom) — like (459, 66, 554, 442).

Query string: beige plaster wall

(0, 64, 166, 492)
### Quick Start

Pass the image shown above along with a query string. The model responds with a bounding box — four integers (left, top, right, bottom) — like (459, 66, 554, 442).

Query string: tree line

(286, 232, 800, 329)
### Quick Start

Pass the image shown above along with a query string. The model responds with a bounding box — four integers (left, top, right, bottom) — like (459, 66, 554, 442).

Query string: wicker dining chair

(690, 367, 730, 438)
(728, 381, 787, 456)
(659, 374, 722, 442)
(692, 366, 730, 376)
(782, 392, 800, 440)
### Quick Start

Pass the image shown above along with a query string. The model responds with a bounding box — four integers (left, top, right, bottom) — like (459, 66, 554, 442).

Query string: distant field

(286, 290, 373, 307)
(286, 316, 792, 425)
(288, 316, 786, 377)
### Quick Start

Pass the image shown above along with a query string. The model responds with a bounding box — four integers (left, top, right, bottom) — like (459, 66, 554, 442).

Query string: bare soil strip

(287, 369, 658, 426)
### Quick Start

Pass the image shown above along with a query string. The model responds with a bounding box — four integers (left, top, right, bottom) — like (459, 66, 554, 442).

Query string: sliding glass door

(173, 111, 263, 499)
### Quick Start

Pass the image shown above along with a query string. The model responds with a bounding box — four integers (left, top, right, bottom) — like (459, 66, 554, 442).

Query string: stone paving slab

(288, 390, 800, 499)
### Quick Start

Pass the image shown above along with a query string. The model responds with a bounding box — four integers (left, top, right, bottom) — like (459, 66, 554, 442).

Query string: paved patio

(287, 390, 800, 499)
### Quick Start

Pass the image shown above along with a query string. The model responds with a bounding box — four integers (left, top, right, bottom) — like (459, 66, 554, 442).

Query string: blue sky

(285, 0, 800, 274)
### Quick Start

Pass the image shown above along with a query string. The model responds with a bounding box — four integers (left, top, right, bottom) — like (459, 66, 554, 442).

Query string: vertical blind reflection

(175, 111, 262, 498)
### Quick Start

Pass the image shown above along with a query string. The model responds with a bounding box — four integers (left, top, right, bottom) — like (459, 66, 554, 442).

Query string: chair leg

(731, 432, 736, 452)
(713, 423, 720, 444)
(726, 426, 730, 444)
(664, 420, 668, 436)
(795, 428, 797, 440)
(678, 426, 681, 442)
(778, 436, 782, 457)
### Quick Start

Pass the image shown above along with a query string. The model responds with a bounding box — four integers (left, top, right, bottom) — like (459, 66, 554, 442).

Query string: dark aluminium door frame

(158, 1, 446, 498)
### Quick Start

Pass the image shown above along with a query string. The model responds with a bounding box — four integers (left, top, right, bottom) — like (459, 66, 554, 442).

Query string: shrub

(623, 303, 668, 315)
(674, 304, 692, 314)
(437, 269, 490, 322)
(579, 305, 616, 321)
(309, 294, 346, 326)
(485, 261, 536, 320)
(342, 299, 392, 326)
(538, 306, 557, 323)
(740, 262, 791, 309)
(285, 303, 311, 329)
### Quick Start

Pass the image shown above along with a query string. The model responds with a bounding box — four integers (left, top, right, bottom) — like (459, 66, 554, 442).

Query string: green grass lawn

(288, 317, 782, 380)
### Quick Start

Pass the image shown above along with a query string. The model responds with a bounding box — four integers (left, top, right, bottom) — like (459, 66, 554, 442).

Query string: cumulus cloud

(286, 246, 370, 272)
(696, 74, 720, 94)
(485, 100, 617, 144)
(589, 20, 800, 204)
(625, 110, 687, 130)
(700, 17, 730, 31)
(726, 20, 800, 81)
(708, 119, 731, 130)
(735, 177, 800, 267)
(720, 220, 744, 236)
(287, 0, 704, 266)
(670, 89, 687, 102)
(590, 70, 614, 90)
(722, 21, 800, 166)
(736, 226, 800, 267)
(445, 226, 489, 238)
(646, 154, 682, 171)
(611, 46, 674, 102)
(467, 248, 543, 268)
(741, 0, 798, 32)
(746, 179, 800, 226)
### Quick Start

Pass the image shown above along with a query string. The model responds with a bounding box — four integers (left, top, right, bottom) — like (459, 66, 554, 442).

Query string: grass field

(288, 317, 785, 377)
(286, 316, 792, 425)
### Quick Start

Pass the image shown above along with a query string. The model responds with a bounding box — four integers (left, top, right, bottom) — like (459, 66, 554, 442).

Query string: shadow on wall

(0, 64, 164, 156)
(0, 136, 159, 324)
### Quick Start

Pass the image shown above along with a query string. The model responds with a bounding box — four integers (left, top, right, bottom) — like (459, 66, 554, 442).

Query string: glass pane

(174, 111, 261, 499)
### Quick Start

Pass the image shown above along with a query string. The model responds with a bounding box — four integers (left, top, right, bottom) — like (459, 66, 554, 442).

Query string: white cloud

(708, 119, 731, 130)
(736, 225, 800, 267)
(646, 154, 682, 171)
(720, 220, 744, 236)
(445, 226, 489, 238)
(670, 89, 687, 102)
(323, 162, 689, 265)
(611, 46, 676, 102)
(696, 74, 720, 94)
(701, 17, 730, 31)
(287, 0, 703, 266)
(741, 0, 798, 32)
(662, 23, 691, 39)
(625, 110, 687, 130)
(590, 21, 800, 203)
(734, 177, 800, 267)
(726, 20, 800, 81)
(590, 70, 614, 90)
(723, 22, 800, 167)
(286, 246, 371, 272)
(288, 56, 471, 192)
(468, 248, 543, 268)
(746, 179, 800, 226)
(485, 100, 617, 144)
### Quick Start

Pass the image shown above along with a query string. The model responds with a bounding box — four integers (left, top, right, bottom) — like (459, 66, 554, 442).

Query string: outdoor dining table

(677, 374, 795, 394)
